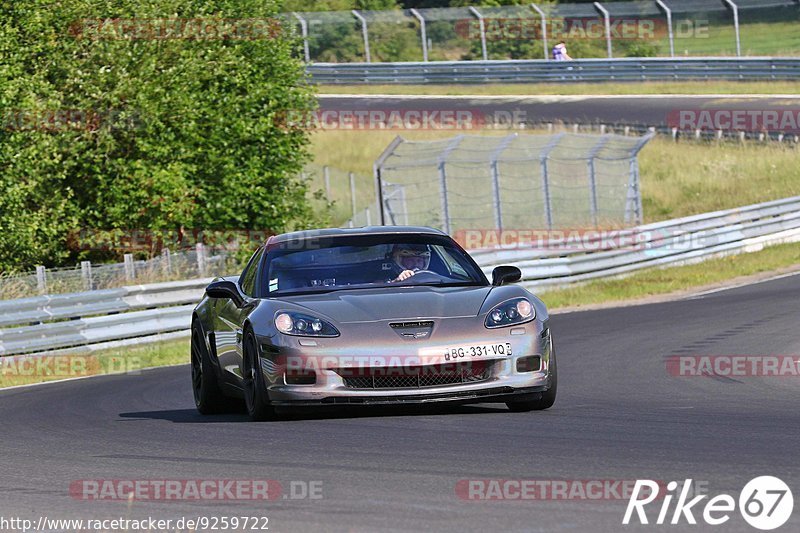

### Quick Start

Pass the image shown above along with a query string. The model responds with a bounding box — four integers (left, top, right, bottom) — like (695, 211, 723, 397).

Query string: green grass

(317, 80, 800, 96)
(639, 138, 800, 222)
(0, 337, 188, 389)
(538, 241, 800, 310)
(674, 18, 800, 57)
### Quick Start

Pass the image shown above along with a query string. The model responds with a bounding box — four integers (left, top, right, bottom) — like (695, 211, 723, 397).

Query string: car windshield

(261, 233, 488, 296)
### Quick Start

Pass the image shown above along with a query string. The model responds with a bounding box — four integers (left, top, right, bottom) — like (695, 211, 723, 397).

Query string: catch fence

(373, 132, 654, 234)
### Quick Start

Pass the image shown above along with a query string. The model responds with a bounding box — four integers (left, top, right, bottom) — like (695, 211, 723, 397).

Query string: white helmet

(391, 243, 431, 271)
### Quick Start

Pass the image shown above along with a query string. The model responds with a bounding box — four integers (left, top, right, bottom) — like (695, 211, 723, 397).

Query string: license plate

(444, 342, 512, 361)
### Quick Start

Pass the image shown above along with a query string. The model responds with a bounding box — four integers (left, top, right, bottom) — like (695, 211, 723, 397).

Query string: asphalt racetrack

(1, 273, 799, 532)
(318, 94, 800, 131)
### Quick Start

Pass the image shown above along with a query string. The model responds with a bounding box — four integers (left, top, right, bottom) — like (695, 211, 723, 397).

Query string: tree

(0, 0, 317, 272)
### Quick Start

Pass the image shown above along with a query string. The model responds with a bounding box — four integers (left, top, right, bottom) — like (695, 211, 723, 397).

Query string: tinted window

(261, 234, 487, 296)
(239, 246, 265, 297)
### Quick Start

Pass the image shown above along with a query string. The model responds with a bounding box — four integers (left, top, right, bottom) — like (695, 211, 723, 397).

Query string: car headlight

(274, 311, 339, 337)
(485, 298, 535, 328)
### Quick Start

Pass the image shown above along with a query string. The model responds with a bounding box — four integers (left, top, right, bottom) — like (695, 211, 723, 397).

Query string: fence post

(655, 0, 675, 57)
(409, 9, 428, 62)
(292, 12, 310, 63)
(437, 136, 463, 235)
(469, 7, 488, 61)
(352, 10, 371, 63)
(625, 159, 642, 224)
(530, 4, 548, 60)
(594, 2, 613, 58)
(374, 136, 405, 226)
(161, 248, 172, 275)
(123, 254, 135, 281)
(196, 243, 207, 277)
(489, 134, 517, 231)
(81, 261, 93, 291)
(587, 161, 598, 227)
(323, 166, 331, 203)
(437, 162, 452, 235)
(365, 207, 371, 226)
(587, 137, 611, 228)
(539, 133, 564, 230)
(722, 0, 741, 57)
(540, 159, 553, 230)
(625, 132, 653, 225)
(349, 172, 357, 221)
(35, 265, 47, 295)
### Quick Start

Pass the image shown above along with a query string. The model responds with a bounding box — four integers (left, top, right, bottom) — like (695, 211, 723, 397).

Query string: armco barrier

(2, 195, 800, 356)
(471, 195, 800, 288)
(0, 278, 212, 328)
(0, 279, 211, 356)
(307, 58, 800, 84)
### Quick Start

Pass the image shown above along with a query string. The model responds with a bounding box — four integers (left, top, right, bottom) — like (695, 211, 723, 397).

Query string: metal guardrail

(472, 195, 800, 289)
(308, 58, 800, 84)
(2, 196, 800, 356)
(0, 279, 211, 356)
(0, 278, 212, 328)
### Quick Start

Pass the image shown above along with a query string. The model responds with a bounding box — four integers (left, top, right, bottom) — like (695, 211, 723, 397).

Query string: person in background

(552, 40, 572, 61)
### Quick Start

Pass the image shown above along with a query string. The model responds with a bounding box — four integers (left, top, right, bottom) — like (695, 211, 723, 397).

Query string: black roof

(268, 225, 446, 244)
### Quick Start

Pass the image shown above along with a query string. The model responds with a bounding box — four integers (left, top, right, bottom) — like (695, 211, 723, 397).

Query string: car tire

(191, 323, 230, 415)
(242, 329, 277, 421)
(506, 343, 557, 412)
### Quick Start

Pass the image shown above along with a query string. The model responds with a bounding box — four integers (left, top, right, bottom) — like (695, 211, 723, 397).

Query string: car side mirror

(205, 279, 245, 307)
(491, 265, 522, 286)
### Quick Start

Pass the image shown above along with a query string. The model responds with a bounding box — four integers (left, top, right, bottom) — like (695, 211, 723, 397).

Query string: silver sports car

(191, 226, 556, 420)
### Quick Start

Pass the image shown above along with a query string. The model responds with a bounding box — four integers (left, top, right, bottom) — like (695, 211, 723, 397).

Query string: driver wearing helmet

(388, 243, 432, 282)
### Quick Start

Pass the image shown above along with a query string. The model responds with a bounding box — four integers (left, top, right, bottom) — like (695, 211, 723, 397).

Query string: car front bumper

(259, 326, 554, 407)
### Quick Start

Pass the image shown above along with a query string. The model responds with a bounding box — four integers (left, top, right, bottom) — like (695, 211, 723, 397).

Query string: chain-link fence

(303, 164, 377, 227)
(0, 247, 238, 300)
(373, 132, 653, 234)
(284, 1, 799, 62)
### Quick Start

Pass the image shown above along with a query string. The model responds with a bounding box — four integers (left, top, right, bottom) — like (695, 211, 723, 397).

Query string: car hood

(282, 285, 493, 323)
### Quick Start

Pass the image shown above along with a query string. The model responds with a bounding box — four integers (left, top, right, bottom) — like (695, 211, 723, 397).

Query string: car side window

(239, 247, 265, 297)
(435, 246, 469, 279)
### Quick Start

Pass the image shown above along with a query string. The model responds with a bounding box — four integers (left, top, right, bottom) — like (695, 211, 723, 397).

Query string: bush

(0, 0, 317, 272)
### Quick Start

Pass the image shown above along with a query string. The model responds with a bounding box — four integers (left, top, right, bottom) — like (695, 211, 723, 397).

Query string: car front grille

(337, 362, 493, 389)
